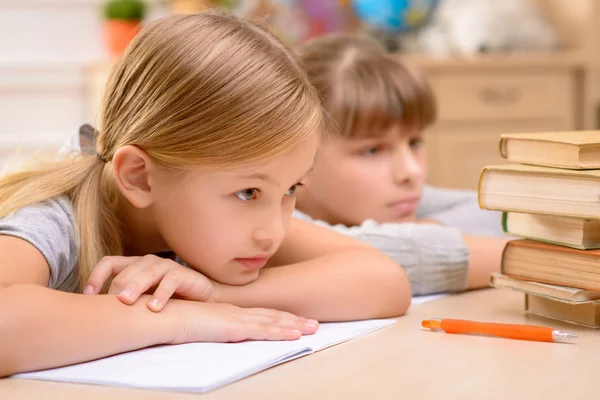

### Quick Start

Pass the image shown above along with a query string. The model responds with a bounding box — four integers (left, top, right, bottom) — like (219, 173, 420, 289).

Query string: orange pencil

(421, 318, 578, 343)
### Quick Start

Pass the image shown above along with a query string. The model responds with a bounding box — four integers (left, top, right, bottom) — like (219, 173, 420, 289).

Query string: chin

(386, 214, 417, 224)
(219, 270, 260, 286)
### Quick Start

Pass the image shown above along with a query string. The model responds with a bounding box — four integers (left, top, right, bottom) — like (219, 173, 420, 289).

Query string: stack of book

(478, 131, 600, 328)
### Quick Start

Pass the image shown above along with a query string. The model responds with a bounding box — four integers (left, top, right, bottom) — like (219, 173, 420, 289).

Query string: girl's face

(299, 124, 427, 226)
(148, 136, 318, 285)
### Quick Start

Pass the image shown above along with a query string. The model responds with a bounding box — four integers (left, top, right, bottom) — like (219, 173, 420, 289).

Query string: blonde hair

(0, 12, 322, 290)
(297, 34, 436, 138)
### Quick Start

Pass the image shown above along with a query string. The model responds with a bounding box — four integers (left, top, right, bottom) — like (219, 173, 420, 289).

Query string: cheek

(281, 199, 295, 231)
(416, 149, 428, 182)
(312, 157, 387, 219)
(155, 194, 243, 267)
(328, 158, 386, 199)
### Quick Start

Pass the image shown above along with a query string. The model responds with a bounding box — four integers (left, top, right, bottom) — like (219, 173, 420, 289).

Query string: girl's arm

(0, 237, 315, 377)
(416, 185, 511, 288)
(0, 284, 171, 377)
(463, 234, 510, 289)
(0, 236, 171, 376)
(292, 211, 508, 295)
(218, 218, 412, 321)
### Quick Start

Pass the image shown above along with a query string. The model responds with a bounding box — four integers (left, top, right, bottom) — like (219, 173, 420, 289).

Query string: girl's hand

(85, 255, 218, 312)
(167, 301, 319, 344)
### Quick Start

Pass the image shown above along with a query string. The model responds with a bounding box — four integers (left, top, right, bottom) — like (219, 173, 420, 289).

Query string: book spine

(501, 211, 508, 233)
(498, 137, 508, 159)
(477, 167, 488, 210)
(503, 272, 600, 293)
(499, 240, 511, 275)
(525, 294, 600, 329)
(490, 274, 582, 303)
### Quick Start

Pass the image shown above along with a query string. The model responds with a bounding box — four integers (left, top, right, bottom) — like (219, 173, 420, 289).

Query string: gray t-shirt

(0, 197, 79, 292)
(0, 127, 93, 292)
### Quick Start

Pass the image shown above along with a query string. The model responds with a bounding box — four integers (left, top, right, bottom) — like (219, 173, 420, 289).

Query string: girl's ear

(111, 145, 157, 209)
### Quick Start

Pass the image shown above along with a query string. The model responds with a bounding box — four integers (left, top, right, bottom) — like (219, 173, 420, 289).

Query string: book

(499, 130, 600, 169)
(478, 164, 600, 219)
(502, 212, 600, 250)
(490, 272, 600, 303)
(525, 294, 600, 329)
(501, 239, 600, 291)
(13, 319, 395, 393)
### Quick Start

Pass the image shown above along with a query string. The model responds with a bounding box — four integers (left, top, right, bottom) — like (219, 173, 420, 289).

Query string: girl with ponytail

(0, 12, 409, 377)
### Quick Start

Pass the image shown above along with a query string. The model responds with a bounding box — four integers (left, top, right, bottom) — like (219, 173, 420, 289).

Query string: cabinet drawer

(433, 72, 574, 122)
(426, 118, 574, 190)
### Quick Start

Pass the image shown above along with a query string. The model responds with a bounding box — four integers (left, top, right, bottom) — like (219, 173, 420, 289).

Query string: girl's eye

(236, 188, 259, 201)
(362, 146, 382, 157)
(410, 138, 424, 149)
(285, 183, 304, 196)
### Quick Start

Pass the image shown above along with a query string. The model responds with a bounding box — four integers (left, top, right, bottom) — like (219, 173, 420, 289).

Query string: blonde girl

(0, 14, 409, 377)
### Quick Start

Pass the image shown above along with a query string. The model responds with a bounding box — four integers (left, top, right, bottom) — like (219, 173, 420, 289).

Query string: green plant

(215, 0, 237, 10)
(104, 0, 147, 21)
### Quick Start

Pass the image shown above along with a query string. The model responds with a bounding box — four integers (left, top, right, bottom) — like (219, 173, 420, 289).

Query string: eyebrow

(241, 172, 278, 186)
(241, 166, 314, 187)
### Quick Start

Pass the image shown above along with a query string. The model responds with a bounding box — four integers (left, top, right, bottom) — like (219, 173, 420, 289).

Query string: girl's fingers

(244, 308, 319, 335)
(106, 256, 162, 295)
(246, 307, 300, 321)
(114, 263, 171, 304)
(84, 256, 142, 294)
(244, 322, 303, 341)
(146, 269, 182, 312)
(172, 303, 316, 344)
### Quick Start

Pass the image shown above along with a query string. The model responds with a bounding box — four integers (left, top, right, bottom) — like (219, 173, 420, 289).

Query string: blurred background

(0, 0, 597, 189)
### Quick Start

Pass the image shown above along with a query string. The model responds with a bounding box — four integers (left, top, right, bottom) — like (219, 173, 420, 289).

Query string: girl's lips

(235, 257, 269, 270)
(388, 197, 420, 215)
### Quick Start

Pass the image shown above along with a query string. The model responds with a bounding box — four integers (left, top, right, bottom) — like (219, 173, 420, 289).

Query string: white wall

(0, 0, 163, 166)
(0, 1, 104, 165)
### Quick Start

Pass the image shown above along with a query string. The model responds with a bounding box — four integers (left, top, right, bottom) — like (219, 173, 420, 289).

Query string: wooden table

(2, 288, 598, 399)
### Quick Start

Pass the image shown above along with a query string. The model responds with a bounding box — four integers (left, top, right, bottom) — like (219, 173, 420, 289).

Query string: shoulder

(1, 197, 75, 229)
(1, 197, 76, 232)
(418, 185, 505, 236)
(0, 198, 79, 292)
(418, 185, 477, 213)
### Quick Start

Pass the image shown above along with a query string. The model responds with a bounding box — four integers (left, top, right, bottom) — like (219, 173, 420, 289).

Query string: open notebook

(14, 319, 396, 393)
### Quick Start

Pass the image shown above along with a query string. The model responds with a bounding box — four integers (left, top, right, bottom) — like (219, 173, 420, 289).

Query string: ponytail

(0, 154, 123, 290)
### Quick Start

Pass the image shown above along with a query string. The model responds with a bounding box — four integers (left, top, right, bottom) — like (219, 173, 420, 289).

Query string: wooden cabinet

(405, 54, 582, 190)
(433, 72, 573, 121)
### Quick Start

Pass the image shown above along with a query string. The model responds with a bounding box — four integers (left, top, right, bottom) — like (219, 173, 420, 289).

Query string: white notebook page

(14, 319, 396, 393)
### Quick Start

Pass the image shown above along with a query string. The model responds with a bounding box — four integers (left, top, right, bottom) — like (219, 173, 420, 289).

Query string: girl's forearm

(219, 249, 411, 321)
(463, 235, 510, 289)
(0, 284, 174, 377)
